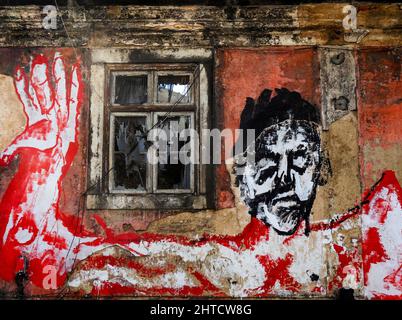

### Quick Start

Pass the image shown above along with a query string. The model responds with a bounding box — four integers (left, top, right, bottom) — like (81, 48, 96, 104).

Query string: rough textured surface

(325, 112, 361, 215)
(0, 4, 400, 47)
(147, 162, 250, 237)
(0, 75, 26, 152)
(357, 48, 402, 189)
(311, 112, 360, 222)
(297, 4, 401, 46)
(319, 48, 357, 130)
(0, 4, 400, 300)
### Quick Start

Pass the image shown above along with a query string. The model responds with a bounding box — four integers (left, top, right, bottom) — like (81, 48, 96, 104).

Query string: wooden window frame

(86, 62, 209, 210)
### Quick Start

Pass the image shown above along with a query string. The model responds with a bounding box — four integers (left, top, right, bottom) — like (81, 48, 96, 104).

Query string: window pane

(113, 116, 147, 191)
(157, 115, 192, 190)
(114, 75, 147, 105)
(157, 75, 191, 104)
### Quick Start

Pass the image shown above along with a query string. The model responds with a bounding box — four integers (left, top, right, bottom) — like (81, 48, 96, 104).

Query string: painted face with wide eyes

(240, 120, 321, 235)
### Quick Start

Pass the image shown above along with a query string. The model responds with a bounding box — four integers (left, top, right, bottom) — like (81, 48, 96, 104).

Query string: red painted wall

(357, 48, 402, 189)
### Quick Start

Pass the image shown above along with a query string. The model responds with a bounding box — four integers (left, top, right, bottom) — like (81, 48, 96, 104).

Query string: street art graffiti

(0, 52, 106, 289)
(0, 52, 401, 299)
(234, 88, 326, 236)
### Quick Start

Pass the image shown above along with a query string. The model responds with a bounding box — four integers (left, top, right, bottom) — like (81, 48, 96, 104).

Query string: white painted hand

(0, 53, 82, 166)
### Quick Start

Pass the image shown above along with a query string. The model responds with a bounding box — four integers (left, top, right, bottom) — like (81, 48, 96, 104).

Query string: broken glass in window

(157, 75, 191, 104)
(113, 116, 147, 191)
(157, 115, 192, 190)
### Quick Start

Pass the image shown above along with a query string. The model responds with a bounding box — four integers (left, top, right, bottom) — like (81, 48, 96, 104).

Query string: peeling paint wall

(0, 4, 401, 299)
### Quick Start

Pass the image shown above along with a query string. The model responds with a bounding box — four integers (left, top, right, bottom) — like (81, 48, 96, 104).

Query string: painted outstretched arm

(0, 52, 85, 288)
(0, 53, 81, 166)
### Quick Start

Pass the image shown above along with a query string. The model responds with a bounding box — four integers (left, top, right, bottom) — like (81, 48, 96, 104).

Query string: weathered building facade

(0, 2, 401, 299)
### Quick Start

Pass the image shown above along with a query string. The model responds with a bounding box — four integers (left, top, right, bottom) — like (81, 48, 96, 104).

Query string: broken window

(112, 115, 148, 192)
(87, 54, 211, 210)
(110, 112, 194, 193)
(155, 114, 193, 191)
(157, 75, 191, 104)
(106, 64, 199, 197)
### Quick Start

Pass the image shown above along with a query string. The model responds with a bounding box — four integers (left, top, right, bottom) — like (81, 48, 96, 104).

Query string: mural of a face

(240, 119, 321, 235)
(235, 88, 323, 235)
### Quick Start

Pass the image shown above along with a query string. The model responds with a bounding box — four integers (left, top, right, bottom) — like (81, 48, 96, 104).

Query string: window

(109, 112, 195, 194)
(87, 56, 211, 211)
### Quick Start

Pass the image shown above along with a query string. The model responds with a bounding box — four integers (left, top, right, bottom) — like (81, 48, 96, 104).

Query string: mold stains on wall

(1, 4, 400, 48)
(297, 4, 402, 46)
